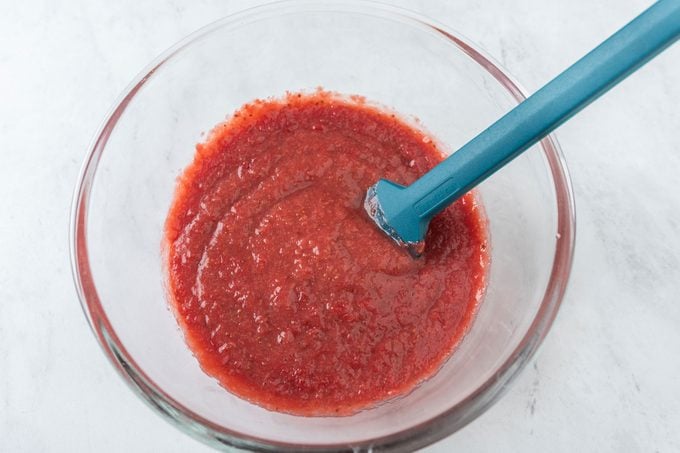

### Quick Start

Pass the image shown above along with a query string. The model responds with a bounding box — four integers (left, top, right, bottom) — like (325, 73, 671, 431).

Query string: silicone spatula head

(364, 180, 427, 258)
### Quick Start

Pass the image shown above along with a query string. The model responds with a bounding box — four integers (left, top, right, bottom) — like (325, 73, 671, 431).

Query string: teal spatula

(365, 0, 680, 257)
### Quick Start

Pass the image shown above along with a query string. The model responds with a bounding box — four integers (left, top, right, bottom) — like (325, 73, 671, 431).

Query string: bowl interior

(75, 3, 571, 450)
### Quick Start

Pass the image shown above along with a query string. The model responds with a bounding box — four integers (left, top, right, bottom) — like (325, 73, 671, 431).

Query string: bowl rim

(69, 1, 576, 451)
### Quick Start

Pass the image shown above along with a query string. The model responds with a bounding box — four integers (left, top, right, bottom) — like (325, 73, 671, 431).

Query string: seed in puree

(164, 91, 489, 416)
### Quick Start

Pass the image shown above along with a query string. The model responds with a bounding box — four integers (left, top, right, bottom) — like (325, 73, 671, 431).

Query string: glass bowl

(70, 1, 575, 451)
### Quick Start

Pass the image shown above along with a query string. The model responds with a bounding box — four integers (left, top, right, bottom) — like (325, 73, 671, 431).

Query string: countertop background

(1, 0, 679, 451)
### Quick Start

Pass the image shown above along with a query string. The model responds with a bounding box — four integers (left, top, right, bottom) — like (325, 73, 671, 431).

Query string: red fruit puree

(164, 91, 488, 416)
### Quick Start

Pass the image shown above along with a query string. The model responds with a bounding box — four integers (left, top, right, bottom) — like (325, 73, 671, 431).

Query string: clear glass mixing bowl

(70, 1, 575, 451)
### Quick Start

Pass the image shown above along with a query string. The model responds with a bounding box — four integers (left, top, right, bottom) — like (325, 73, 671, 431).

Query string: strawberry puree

(164, 92, 488, 415)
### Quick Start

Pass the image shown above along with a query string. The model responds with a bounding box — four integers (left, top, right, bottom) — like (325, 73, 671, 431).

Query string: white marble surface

(1, 0, 679, 451)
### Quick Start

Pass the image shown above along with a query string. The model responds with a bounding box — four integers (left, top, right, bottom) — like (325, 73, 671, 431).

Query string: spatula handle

(406, 0, 680, 221)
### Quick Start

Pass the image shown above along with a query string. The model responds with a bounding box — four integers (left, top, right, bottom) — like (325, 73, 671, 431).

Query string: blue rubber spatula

(365, 0, 680, 257)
